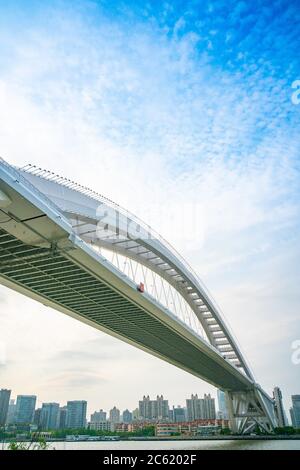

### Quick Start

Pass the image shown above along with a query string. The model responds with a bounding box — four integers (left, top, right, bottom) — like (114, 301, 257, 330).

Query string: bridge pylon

(225, 386, 277, 434)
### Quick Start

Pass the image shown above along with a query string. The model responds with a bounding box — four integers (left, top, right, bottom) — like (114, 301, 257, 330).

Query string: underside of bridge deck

(0, 227, 250, 392)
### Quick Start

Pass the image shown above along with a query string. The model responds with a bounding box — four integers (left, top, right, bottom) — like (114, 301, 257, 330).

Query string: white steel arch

(19, 163, 253, 379)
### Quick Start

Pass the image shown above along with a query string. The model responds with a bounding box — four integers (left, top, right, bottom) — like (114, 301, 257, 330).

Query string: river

(3, 439, 297, 450)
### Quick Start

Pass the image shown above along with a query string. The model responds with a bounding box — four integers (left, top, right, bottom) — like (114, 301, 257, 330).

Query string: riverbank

(2, 434, 300, 443)
(126, 435, 300, 441)
(2, 438, 300, 451)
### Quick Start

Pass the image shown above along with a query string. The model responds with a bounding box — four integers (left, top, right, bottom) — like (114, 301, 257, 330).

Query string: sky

(0, 0, 300, 418)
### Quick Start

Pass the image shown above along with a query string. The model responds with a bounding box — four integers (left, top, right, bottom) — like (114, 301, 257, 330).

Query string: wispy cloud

(0, 0, 299, 412)
(44, 370, 108, 391)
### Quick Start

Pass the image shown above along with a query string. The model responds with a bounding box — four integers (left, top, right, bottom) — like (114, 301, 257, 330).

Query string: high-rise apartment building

(15, 395, 36, 425)
(132, 408, 139, 421)
(203, 394, 216, 419)
(217, 390, 228, 420)
(0, 389, 11, 426)
(122, 409, 132, 423)
(186, 394, 216, 421)
(34, 408, 42, 427)
(6, 399, 16, 425)
(173, 406, 186, 423)
(139, 395, 169, 420)
(40, 403, 59, 430)
(90, 409, 107, 422)
(139, 395, 151, 419)
(57, 406, 68, 429)
(186, 394, 199, 421)
(109, 406, 120, 423)
(66, 401, 87, 428)
(273, 387, 287, 427)
(156, 395, 169, 420)
(290, 395, 300, 428)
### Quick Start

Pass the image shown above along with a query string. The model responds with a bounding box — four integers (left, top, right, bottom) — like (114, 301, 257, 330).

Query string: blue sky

(0, 0, 300, 416)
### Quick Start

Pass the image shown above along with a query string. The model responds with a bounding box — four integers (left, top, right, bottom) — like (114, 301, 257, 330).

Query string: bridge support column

(225, 388, 277, 435)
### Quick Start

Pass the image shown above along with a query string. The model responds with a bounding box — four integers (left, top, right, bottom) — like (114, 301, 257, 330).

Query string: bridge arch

(0, 158, 277, 433)
(18, 163, 253, 380)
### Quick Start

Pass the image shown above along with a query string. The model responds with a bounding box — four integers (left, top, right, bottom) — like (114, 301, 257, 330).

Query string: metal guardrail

(0, 157, 67, 222)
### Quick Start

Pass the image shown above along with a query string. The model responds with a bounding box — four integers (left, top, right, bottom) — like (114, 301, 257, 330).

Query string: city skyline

(0, 0, 300, 418)
(0, 388, 225, 430)
(1, 388, 221, 422)
(1, 386, 297, 428)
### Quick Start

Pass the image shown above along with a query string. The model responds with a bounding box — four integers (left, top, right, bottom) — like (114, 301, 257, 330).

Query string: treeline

(0, 426, 156, 439)
(51, 426, 155, 438)
(273, 426, 300, 435)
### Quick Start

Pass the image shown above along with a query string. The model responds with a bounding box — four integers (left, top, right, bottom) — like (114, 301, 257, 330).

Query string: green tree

(274, 426, 295, 435)
(8, 437, 53, 450)
(220, 427, 231, 435)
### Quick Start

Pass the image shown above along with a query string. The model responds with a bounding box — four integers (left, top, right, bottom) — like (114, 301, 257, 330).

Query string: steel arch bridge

(0, 157, 277, 434)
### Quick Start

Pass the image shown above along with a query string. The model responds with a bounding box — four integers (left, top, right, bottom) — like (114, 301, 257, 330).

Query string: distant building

(186, 394, 198, 421)
(89, 421, 115, 432)
(139, 395, 169, 420)
(203, 394, 216, 419)
(186, 394, 216, 421)
(109, 406, 120, 423)
(173, 406, 186, 423)
(66, 401, 87, 428)
(217, 390, 228, 420)
(156, 395, 169, 420)
(15, 395, 36, 425)
(139, 396, 151, 420)
(40, 403, 59, 430)
(0, 389, 11, 426)
(34, 408, 42, 428)
(290, 395, 300, 429)
(156, 423, 181, 437)
(156, 420, 225, 437)
(132, 408, 139, 421)
(57, 406, 68, 429)
(91, 409, 107, 423)
(6, 399, 16, 425)
(122, 409, 132, 423)
(273, 387, 287, 427)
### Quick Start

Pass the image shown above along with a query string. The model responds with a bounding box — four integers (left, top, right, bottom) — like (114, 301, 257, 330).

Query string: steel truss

(225, 388, 277, 434)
